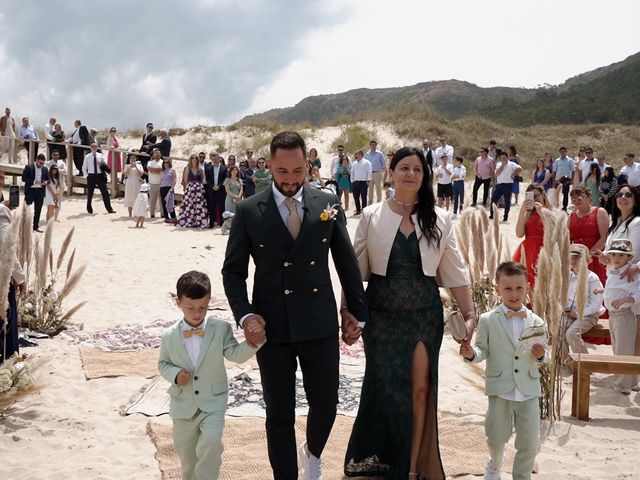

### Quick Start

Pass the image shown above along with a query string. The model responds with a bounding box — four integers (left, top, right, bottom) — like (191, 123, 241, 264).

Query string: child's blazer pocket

(486, 368, 502, 377)
(528, 368, 541, 378)
(211, 381, 228, 395)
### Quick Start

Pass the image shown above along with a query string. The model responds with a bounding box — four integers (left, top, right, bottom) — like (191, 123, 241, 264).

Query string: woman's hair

(586, 162, 601, 184)
(176, 270, 211, 299)
(544, 152, 553, 164)
(188, 154, 199, 169)
(228, 165, 239, 179)
(525, 183, 550, 208)
(49, 165, 59, 183)
(309, 147, 318, 158)
(603, 166, 615, 180)
(508, 145, 517, 156)
(389, 147, 441, 246)
(339, 155, 349, 166)
(570, 185, 591, 198)
(535, 158, 545, 171)
(609, 185, 640, 234)
(162, 158, 173, 170)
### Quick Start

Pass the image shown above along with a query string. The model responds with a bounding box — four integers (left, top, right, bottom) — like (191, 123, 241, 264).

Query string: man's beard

(273, 178, 303, 197)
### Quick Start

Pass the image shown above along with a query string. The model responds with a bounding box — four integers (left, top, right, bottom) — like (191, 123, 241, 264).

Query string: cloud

(0, 0, 346, 129)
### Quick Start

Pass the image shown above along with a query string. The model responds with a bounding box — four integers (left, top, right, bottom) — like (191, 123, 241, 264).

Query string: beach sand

(1, 134, 639, 479)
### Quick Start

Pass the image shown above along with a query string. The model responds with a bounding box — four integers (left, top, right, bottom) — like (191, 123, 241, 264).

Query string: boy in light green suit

(460, 262, 547, 480)
(159, 271, 264, 480)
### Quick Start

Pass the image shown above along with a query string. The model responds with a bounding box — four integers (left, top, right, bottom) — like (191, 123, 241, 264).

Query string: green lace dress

(344, 230, 445, 480)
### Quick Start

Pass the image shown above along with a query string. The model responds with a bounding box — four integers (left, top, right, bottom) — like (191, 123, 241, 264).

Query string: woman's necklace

(392, 195, 418, 206)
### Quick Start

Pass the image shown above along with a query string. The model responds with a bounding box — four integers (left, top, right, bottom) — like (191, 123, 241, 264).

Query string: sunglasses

(616, 191, 634, 199)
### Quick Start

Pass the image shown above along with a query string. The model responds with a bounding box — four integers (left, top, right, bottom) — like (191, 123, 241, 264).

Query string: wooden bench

(582, 319, 610, 339)
(570, 353, 640, 420)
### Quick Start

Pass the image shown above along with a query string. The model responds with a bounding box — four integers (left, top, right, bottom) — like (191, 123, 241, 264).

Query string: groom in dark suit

(222, 131, 368, 480)
(22, 154, 50, 231)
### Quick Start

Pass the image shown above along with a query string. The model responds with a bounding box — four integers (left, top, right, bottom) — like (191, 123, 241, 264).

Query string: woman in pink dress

(568, 186, 609, 285)
(106, 127, 122, 173)
(513, 184, 551, 287)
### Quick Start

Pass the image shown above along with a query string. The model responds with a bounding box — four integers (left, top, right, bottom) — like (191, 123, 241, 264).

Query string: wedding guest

(460, 262, 547, 480)
(224, 166, 243, 215)
(158, 271, 262, 480)
(69, 120, 89, 175)
(563, 244, 604, 358)
(350, 150, 372, 215)
(177, 154, 209, 229)
(513, 184, 552, 287)
(49, 123, 67, 160)
(82, 143, 115, 215)
(22, 154, 49, 231)
(123, 155, 144, 217)
(46, 150, 67, 194)
(620, 153, 640, 187)
(489, 152, 522, 223)
(132, 183, 149, 228)
(147, 149, 163, 218)
(436, 153, 453, 211)
(147, 128, 171, 157)
(19, 116, 39, 161)
(205, 152, 227, 228)
(335, 154, 351, 211)
(568, 186, 608, 285)
(106, 127, 122, 173)
(344, 146, 475, 479)
(44, 164, 63, 222)
(252, 157, 271, 194)
(584, 162, 601, 206)
(366, 140, 387, 205)
(0, 107, 18, 163)
(471, 148, 494, 207)
(160, 158, 177, 222)
(508, 145, 522, 205)
(139, 122, 157, 166)
(599, 166, 619, 214)
(553, 147, 575, 212)
(308, 147, 321, 169)
(543, 152, 555, 191)
(451, 156, 466, 218)
(0, 204, 26, 363)
(532, 158, 550, 187)
(239, 160, 255, 198)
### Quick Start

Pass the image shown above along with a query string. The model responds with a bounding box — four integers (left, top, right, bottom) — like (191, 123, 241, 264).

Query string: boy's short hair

(176, 271, 211, 299)
(454, 156, 464, 163)
(383, 181, 392, 188)
(495, 261, 528, 282)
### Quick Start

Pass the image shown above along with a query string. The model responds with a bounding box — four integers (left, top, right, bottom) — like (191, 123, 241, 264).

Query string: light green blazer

(158, 316, 259, 419)
(470, 306, 547, 398)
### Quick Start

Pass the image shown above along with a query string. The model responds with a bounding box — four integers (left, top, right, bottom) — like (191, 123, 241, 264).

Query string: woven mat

(147, 415, 518, 479)
(79, 347, 159, 379)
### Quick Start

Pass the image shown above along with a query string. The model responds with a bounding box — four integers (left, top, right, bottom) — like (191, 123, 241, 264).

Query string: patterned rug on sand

(147, 415, 518, 479)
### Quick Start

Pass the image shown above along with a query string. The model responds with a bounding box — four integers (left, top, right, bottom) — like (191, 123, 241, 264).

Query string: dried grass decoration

(0, 353, 42, 415)
(18, 220, 87, 335)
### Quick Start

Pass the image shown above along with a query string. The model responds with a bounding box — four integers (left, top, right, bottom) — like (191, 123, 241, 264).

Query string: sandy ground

(1, 139, 640, 479)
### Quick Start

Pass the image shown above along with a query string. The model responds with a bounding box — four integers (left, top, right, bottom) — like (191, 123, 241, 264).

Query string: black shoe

(150, 214, 155, 218)
(87, 208, 93, 214)
(107, 209, 116, 214)
(18, 337, 38, 347)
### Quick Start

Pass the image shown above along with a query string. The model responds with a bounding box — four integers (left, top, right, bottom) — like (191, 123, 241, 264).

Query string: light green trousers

(172, 409, 225, 480)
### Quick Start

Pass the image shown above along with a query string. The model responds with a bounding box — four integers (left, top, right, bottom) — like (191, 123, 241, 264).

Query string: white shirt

(44, 123, 54, 141)
(70, 128, 81, 144)
(272, 184, 304, 224)
(350, 158, 372, 182)
(496, 160, 521, 184)
(82, 152, 107, 176)
(452, 165, 466, 182)
(147, 159, 163, 184)
(213, 165, 221, 186)
(603, 263, 640, 314)
(498, 305, 534, 402)
(33, 166, 43, 188)
(436, 164, 453, 185)
(620, 162, 640, 187)
(434, 144, 454, 166)
(179, 319, 205, 367)
(565, 270, 604, 318)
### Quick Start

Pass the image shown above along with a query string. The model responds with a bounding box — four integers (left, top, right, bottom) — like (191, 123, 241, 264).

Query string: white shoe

(451, 213, 458, 219)
(484, 462, 501, 480)
(298, 441, 323, 480)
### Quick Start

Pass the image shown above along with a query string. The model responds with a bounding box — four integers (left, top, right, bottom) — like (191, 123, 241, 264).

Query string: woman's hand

(622, 263, 640, 282)
(521, 198, 534, 212)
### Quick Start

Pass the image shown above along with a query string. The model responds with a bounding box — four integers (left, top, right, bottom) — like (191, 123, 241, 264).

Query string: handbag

(165, 190, 175, 213)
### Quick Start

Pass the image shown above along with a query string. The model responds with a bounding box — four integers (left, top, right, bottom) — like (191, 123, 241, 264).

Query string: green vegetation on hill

(237, 52, 640, 128)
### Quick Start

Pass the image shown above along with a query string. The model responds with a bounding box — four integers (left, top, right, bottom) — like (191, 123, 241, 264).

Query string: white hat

(604, 239, 635, 256)
(139, 183, 150, 193)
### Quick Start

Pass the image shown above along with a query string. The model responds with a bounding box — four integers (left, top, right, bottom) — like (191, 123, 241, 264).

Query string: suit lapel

(171, 322, 194, 370)
(495, 309, 517, 347)
(194, 319, 215, 371)
(258, 189, 295, 245)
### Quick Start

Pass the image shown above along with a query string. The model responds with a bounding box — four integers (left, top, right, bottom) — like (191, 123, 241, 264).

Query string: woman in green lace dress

(342, 147, 477, 480)
(224, 165, 243, 213)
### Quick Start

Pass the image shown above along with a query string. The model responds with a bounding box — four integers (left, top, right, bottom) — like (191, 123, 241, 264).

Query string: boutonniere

(320, 203, 340, 221)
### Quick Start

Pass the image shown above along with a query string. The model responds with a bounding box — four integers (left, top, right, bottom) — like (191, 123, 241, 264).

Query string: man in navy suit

(22, 153, 49, 231)
(204, 152, 227, 228)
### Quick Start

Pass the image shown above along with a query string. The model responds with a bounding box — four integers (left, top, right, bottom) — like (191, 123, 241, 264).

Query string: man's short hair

(270, 131, 306, 157)
(559, 146, 567, 151)
(625, 153, 635, 159)
(489, 140, 497, 146)
(160, 128, 168, 134)
(480, 147, 489, 154)
(495, 261, 528, 282)
(176, 271, 211, 299)
(370, 140, 377, 145)
(146, 122, 153, 128)
(36, 154, 46, 161)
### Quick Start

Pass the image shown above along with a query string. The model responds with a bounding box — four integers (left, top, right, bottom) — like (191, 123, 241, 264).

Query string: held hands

(176, 370, 192, 386)
(459, 340, 474, 360)
(340, 309, 362, 346)
(611, 297, 633, 309)
(244, 314, 266, 347)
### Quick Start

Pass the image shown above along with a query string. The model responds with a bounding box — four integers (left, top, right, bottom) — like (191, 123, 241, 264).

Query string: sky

(0, 0, 638, 130)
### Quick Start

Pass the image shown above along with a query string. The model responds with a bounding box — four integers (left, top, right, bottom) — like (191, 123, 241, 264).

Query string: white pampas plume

(532, 249, 550, 317)
(56, 227, 75, 271)
(0, 213, 20, 321)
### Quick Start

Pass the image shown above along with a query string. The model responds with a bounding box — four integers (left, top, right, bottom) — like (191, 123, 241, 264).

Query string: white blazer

(353, 201, 469, 287)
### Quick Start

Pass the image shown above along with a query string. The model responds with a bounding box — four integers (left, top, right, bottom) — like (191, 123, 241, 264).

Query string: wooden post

(28, 139, 35, 164)
(66, 143, 74, 196)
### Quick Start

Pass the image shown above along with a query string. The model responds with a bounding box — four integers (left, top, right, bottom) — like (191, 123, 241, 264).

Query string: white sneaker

(298, 441, 323, 480)
(484, 462, 501, 480)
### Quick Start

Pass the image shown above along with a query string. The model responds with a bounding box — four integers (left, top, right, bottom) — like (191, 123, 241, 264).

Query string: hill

(238, 52, 640, 128)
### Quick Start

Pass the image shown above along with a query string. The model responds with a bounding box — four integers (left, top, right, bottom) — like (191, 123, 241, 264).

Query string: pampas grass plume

(0, 213, 20, 321)
(56, 227, 75, 271)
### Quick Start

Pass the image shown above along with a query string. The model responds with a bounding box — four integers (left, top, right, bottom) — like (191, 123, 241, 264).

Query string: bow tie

(505, 310, 526, 319)
(183, 327, 205, 338)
